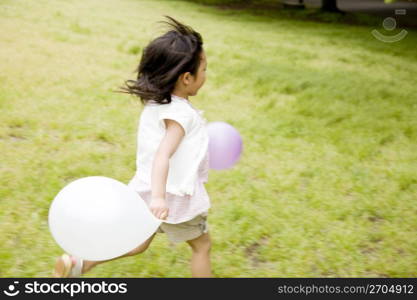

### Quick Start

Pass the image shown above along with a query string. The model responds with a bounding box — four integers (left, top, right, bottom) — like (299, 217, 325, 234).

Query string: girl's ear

(181, 72, 193, 85)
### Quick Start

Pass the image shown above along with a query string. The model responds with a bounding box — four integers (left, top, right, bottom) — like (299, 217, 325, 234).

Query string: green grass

(1, 0, 416, 277)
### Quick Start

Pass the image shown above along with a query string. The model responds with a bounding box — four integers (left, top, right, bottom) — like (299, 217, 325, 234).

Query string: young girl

(53, 16, 212, 278)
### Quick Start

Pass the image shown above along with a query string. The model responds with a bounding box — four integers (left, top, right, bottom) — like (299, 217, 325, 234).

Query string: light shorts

(156, 212, 209, 244)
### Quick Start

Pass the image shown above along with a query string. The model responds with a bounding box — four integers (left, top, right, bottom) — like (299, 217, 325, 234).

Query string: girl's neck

(171, 93, 189, 101)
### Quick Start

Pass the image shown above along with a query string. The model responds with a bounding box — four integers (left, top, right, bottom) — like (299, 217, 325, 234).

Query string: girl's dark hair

(116, 15, 203, 105)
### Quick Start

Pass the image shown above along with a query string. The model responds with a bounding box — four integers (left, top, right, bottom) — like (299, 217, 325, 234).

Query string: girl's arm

(150, 119, 185, 219)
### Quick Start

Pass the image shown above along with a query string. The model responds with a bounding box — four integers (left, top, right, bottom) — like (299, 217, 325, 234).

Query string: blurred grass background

(0, 0, 416, 277)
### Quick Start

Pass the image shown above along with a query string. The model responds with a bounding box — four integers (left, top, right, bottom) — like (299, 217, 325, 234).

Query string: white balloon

(48, 176, 161, 261)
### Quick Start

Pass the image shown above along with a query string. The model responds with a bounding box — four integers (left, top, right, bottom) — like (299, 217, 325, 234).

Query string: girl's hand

(150, 197, 169, 220)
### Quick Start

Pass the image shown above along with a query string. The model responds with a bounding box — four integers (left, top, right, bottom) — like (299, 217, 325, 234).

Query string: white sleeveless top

(128, 94, 209, 197)
(130, 146, 210, 224)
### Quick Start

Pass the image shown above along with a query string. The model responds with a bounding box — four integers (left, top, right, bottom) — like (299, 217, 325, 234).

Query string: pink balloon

(207, 122, 243, 170)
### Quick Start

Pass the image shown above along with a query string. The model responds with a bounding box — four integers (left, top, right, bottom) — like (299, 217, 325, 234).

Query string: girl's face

(188, 50, 207, 96)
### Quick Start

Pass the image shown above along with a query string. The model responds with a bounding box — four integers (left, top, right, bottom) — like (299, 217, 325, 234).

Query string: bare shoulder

(164, 119, 185, 138)
(157, 119, 186, 158)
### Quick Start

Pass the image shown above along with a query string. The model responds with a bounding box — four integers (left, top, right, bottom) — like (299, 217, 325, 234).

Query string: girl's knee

(127, 233, 155, 256)
(188, 233, 211, 253)
(200, 241, 211, 254)
(127, 244, 148, 256)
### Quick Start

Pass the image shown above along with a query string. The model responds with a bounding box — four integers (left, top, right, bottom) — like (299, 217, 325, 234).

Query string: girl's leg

(54, 233, 156, 277)
(83, 232, 157, 273)
(186, 232, 213, 278)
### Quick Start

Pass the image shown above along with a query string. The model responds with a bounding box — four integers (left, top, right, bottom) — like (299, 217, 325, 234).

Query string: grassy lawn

(1, 0, 416, 277)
